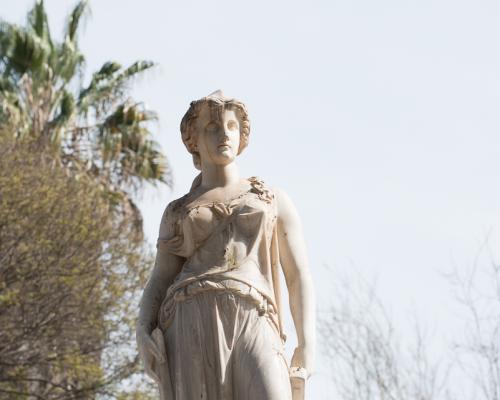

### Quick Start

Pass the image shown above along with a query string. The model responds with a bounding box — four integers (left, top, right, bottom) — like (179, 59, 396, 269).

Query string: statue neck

(200, 162, 240, 189)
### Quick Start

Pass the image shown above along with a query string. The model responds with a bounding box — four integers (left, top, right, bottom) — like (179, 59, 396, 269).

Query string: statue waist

(157, 276, 278, 332)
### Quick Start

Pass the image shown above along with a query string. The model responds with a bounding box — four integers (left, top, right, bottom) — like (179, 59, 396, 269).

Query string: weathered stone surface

(137, 91, 315, 400)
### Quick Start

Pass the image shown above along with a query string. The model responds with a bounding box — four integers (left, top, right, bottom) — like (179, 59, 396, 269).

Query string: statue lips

(218, 143, 232, 155)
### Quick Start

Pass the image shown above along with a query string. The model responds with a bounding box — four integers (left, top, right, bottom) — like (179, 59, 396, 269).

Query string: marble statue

(136, 91, 315, 400)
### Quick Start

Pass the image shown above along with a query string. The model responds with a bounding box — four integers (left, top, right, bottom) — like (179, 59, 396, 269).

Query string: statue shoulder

(247, 177, 293, 208)
(167, 194, 190, 213)
(161, 194, 190, 224)
(248, 176, 275, 204)
(271, 187, 299, 222)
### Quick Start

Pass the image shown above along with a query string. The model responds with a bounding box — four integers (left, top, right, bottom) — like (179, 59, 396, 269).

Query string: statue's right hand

(136, 325, 165, 381)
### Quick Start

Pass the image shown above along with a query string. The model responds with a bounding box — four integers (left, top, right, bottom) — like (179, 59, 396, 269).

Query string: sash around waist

(157, 272, 278, 333)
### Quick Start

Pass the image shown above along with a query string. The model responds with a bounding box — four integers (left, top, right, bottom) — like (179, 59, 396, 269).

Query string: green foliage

(0, 138, 155, 398)
(0, 0, 171, 209)
(0, 1, 166, 398)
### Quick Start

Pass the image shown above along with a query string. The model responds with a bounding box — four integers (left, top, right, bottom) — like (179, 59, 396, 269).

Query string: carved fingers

(136, 326, 165, 381)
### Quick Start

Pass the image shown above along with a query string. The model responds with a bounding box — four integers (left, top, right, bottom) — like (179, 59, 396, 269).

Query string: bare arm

(275, 188, 316, 376)
(137, 248, 184, 332)
(137, 205, 184, 374)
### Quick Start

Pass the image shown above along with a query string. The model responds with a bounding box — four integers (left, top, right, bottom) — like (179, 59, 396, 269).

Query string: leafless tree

(446, 240, 500, 400)
(319, 268, 451, 400)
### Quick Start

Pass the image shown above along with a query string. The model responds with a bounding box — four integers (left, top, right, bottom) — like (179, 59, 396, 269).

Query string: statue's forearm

(275, 188, 316, 355)
(138, 249, 184, 332)
(138, 276, 167, 332)
(288, 272, 316, 350)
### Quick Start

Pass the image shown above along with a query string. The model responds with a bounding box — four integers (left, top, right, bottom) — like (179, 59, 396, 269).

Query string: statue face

(195, 104, 241, 167)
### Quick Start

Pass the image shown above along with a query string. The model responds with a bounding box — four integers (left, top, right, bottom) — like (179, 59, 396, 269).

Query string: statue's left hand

(136, 324, 165, 381)
(290, 346, 314, 378)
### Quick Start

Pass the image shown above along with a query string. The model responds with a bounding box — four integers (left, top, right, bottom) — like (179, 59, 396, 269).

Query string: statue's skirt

(162, 285, 292, 400)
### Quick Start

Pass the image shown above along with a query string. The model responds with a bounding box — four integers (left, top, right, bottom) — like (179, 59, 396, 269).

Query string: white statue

(136, 91, 315, 400)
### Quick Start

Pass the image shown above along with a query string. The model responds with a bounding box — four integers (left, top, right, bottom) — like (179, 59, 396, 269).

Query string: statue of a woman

(136, 91, 315, 400)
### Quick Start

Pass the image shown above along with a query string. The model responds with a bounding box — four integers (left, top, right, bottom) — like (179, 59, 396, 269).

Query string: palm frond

(0, 23, 51, 76)
(77, 64, 121, 117)
(66, 0, 89, 43)
(1, 0, 171, 194)
(96, 102, 169, 185)
(50, 89, 75, 130)
(78, 61, 121, 106)
(55, 38, 85, 82)
(77, 61, 155, 114)
(102, 102, 157, 131)
(116, 60, 155, 82)
(117, 132, 170, 185)
(0, 75, 14, 92)
(27, 0, 52, 48)
(132, 138, 170, 184)
(0, 90, 31, 139)
(0, 21, 11, 60)
(96, 61, 122, 77)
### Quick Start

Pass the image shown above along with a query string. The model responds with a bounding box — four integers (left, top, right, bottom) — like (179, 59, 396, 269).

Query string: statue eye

(205, 122, 219, 132)
(227, 120, 238, 131)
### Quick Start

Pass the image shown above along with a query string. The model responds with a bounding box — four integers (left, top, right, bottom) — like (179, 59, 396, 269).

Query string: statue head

(180, 90, 250, 170)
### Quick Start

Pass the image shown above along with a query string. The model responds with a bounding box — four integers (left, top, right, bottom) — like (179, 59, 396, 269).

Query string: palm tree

(0, 0, 170, 228)
(0, 2, 167, 397)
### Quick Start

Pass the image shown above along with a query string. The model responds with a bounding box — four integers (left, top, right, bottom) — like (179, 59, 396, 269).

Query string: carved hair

(180, 91, 250, 170)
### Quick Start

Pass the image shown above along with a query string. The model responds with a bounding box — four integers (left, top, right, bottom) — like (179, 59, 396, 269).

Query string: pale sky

(3, 0, 500, 398)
